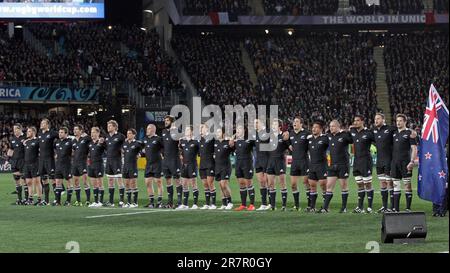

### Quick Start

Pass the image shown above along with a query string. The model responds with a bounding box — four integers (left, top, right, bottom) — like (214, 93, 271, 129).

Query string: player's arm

(408, 130, 418, 170)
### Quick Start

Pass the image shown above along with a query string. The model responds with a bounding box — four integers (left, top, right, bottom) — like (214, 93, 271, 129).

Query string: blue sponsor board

(0, 2, 104, 19)
(0, 86, 98, 103)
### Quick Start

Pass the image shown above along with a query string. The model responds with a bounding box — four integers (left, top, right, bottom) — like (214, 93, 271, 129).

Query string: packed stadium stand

(434, 0, 449, 13)
(263, 0, 339, 16)
(349, 0, 424, 15)
(181, 0, 252, 15)
(383, 31, 449, 127)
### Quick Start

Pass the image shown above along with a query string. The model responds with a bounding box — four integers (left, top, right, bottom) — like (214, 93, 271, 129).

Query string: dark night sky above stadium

(106, 0, 143, 25)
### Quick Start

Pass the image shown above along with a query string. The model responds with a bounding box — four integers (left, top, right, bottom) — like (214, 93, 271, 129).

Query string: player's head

(236, 125, 245, 138)
(59, 127, 68, 139)
(353, 115, 365, 129)
(13, 123, 23, 136)
(293, 116, 303, 130)
(271, 119, 282, 132)
(215, 127, 224, 140)
(185, 125, 193, 138)
(146, 124, 156, 136)
(73, 124, 84, 137)
(91, 127, 100, 139)
(200, 123, 209, 136)
(27, 126, 36, 138)
(312, 120, 324, 136)
(127, 128, 137, 140)
(254, 118, 264, 131)
(396, 114, 407, 129)
(40, 118, 50, 130)
(107, 120, 118, 134)
(374, 113, 385, 127)
(164, 115, 175, 129)
(329, 120, 340, 134)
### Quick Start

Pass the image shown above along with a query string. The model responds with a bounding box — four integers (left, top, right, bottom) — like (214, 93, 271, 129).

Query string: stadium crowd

(263, 0, 339, 16)
(181, 0, 251, 15)
(1, 23, 183, 97)
(383, 31, 449, 127)
(349, 0, 424, 15)
(434, 0, 449, 13)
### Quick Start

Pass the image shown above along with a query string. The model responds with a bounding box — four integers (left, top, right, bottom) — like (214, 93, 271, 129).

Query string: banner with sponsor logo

(0, 2, 104, 19)
(0, 86, 98, 103)
(179, 14, 448, 25)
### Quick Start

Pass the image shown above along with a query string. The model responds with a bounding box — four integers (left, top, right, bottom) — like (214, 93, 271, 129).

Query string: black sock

(43, 183, 50, 203)
(205, 190, 211, 206)
(260, 188, 267, 206)
(61, 183, 66, 192)
(248, 186, 255, 205)
(324, 191, 333, 210)
(133, 189, 138, 204)
(293, 191, 300, 208)
(52, 182, 57, 194)
(357, 189, 365, 209)
(341, 191, 349, 209)
(67, 188, 73, 203)
(240, 187, 247, 206)
(75, 187, 81, 202)
(310, 192, 317, 209)
(222, 198, 227, 206)
(389, 189, 394, 210)
(211, 190, 217, 206)
(85, 187, 91, 202)
(268, 190, 272, 206)
(393, 191, 401, 212)
(119, 187, 125, 203)
(24, 186, 29, 200)
(127, 190, 132, 204)
(167, 185, 174, 205)
(193, 189, 199, 205)
(157, 195, 162, 205)
(55, 187, 62, 204)
(93, 188, 99, 203)
(306, 190, 311, 208)
(380, 188, 388, 209)
(281, 189, 288, 207)
(405, 191, 413, 210)
(16, 185, 23, 200)
(322, 192, 326, 203)
(227, 196, 232, 204)
(270, 190, 276, 208)
(366, 189, 374, 209)
(109, 187, 115, 203)
(99, 189, 104, 203)
(149, 195, 155, 206)
(176, 185, 183, 205)
(183, 191, 189, 206)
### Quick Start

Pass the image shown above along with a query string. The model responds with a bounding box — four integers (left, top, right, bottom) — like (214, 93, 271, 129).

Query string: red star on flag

(425, 152, 432, 160)
(438, 171, 446, 178)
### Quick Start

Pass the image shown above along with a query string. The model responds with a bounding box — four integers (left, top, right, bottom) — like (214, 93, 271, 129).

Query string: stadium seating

(349, 0, 424, 15)
(383, 31, 449, 127)
(263, 0, 339, 16)
(182, 0, 251, 16)
(434, 0, 449, 14)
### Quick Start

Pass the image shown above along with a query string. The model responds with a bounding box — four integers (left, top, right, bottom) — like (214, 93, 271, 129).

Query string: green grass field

(0, 169, 448, 253)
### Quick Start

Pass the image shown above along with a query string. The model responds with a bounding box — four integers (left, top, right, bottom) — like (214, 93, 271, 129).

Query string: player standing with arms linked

(103, 120, 125, 207)
(38, 118, 59, 205)
(71, 125, 92, 206)
(162, 115, 182, 208)
(87, 127, 106, 208)
(122, 129, 143, 208)
(391, 114, 417, 212)
(54, 127, 73, 206)
(23, 127, 41, 205)
(214, 128, 234, 210)
(142, 124, 164, 208)
(7, 124, 27, 205)
(350, 115, 375, 214)
(199, 124, 217, 209)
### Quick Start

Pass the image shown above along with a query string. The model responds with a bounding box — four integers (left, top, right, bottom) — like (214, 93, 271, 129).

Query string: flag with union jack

(418, 84, 449, 205)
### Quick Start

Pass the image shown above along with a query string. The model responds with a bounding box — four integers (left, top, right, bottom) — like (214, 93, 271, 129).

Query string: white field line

(86, 210, 165, 219)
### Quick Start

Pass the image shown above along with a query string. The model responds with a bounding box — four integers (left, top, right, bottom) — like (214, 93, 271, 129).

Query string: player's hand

(282, 131, 289, 141)
(6, 149, 13, 157)
(407, 162, 414, 171)
(229, 139, 235, 147)
(99, 137, 105, 143)
(289, 145, 293, 151)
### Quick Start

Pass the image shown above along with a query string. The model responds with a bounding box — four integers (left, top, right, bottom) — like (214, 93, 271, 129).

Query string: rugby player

(142, 124, 164, 208)
(7, 123, 26, 205)
(254, 119, 271, 211)
(391, 114, 417, 212)
(178, 125, 200, 210)
(88, 127, 106, 208)
(122, 129, 143, 208)
(321, 120, 353, 213)
(350, 115, 375, 213)
(199, 124, 216, 210)
(214, 128, 234, 210)
(38, 118, 59, 205)
(72, 124, 92, 206)
(23, 127, 41, 205)
(54, 127, 73, 206)
(162, 115, 182, 208)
